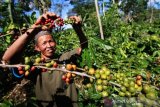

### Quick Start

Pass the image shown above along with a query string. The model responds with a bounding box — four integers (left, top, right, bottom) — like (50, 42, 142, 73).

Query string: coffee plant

(0, 3, 160, 107)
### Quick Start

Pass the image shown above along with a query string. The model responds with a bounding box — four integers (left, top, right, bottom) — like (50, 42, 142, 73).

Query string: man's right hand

(35, 12, 58, 25)
(26, 12, 59, 36)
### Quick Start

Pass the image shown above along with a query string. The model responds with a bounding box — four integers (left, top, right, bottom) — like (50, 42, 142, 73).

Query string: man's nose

(46, 42, 52, 47)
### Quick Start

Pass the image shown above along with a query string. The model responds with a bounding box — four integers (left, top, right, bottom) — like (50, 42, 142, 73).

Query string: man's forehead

(35, 31, 55, 44)
(35, 31, 52, 41)
(37, 35, 54, 41)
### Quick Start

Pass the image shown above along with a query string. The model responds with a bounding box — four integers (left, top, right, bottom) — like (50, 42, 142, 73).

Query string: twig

(151, 85, 160, 91)
(0, 64, 26, 68)
(109, 81, 121, 87)
(0, 24, 49, 38)
(76, 67, 86, 72)
(35, 65, 95, 79)
(0, 33, 13, 38)
(3, 79, 30, 99)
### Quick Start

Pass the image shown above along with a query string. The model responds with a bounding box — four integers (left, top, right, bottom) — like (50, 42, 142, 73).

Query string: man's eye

(49, 41, 53, 43)
(42, 42, 46, 45)
(49, 40, 54, 43)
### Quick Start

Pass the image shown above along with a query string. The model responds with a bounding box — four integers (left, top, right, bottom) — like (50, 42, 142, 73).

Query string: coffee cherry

(53, 62, 58, 68)
(66, 72, 72, 78)
(41, 57, 45, 62)
(66, 64, 72, 71)
(50, 60, 55, 65)
(136, 75, 142, 80)
(25, 71, 30, 76)
(65, 78, 70, 84)
(72, 64, 77, 71)
(25, 65, 30, 71)
(62, 75, 67, 81)
(25, 57, 31, 64)
(45, 63, 52, 68)
(18, 66, 23, 71)
(42, 68, 47, 72)
(19, 70, 25, 75)
(30, 66, 36, 72)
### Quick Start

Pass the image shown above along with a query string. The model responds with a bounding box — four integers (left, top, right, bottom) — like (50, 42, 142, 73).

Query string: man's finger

(35, 16, 43, 25)
(42, 14, 48, 20)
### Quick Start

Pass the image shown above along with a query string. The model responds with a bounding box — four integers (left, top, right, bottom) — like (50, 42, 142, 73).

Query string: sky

(23, 0, 160, 29)
(148, 0, 160, 8)
(26, 0, 160, 18)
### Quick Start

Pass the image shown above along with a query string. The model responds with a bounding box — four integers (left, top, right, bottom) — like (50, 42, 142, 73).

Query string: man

(2, 12, 88, 107)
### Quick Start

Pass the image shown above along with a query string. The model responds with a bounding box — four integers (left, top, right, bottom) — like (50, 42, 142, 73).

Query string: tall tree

(68, 0, 98, 31)
(0, 0, 38, 33)
(95, 0, 104, 39)
(51, 0, 69, 17)
(33, 0, 51, 14)
(119, 0, 149, 22)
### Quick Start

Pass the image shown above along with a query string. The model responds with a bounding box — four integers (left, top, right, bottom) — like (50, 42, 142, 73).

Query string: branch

(0, 64, 95, 79)
(34, 65, 95, 79)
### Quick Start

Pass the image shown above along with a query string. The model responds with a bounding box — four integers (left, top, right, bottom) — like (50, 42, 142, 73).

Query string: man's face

(35, 35, 56, 59)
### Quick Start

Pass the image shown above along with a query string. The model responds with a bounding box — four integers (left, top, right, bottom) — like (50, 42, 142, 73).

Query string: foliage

(120, 0, 149, 21)
(53, 28, 80, 55)
(0, 0, 160, 107)
(0, 0, 34, 30)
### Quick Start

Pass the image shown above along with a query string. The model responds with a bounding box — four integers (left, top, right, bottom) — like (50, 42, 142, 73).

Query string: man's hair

(34, 30, 53, 44)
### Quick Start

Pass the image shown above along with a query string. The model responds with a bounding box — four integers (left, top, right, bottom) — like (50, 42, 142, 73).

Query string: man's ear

(35, 45, 41, 52)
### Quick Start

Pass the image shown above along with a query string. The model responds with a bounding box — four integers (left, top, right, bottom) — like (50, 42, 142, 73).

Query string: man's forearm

(2, 33, 30, 63)
(2, 26, 39, 63)
(73, 25, 88, 49)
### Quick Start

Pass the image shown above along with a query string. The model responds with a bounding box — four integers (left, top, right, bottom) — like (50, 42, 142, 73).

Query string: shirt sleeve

(58, 48, 79, 62)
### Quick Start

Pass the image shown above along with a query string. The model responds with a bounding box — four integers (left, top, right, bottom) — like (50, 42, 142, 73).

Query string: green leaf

(6, 35, 11, 43)
(90, 37, 113, 50)
(153, 50, 160, 57)
(119, 48, 127, 58)
(90, 93, 102, 100)
(0, 103, 9, 107)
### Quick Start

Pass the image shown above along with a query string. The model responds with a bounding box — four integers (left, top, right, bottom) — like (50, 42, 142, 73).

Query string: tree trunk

(149, 0, 154, 23)
(40, 0, 48, 14)
(112, 0, 115, 4)
(8, 0, 14, 23)
(95, 0, 104, 40)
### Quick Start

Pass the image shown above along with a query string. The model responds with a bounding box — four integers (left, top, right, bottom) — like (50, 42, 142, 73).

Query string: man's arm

(2, 12, 57, 63)
(2, 25, 40, 63)
(69, 16, 88, 49)
(58, 16, 87, 62)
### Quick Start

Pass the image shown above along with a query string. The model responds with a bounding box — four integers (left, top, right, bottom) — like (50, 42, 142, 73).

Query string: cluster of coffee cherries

(35, 57, 58, 72)
(16, 57, 58, 77)
(35, 16, 64, 29)
(17, 57, 36, 77)
(136, 75, 143, 86)
(61, 64, 77, 84)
